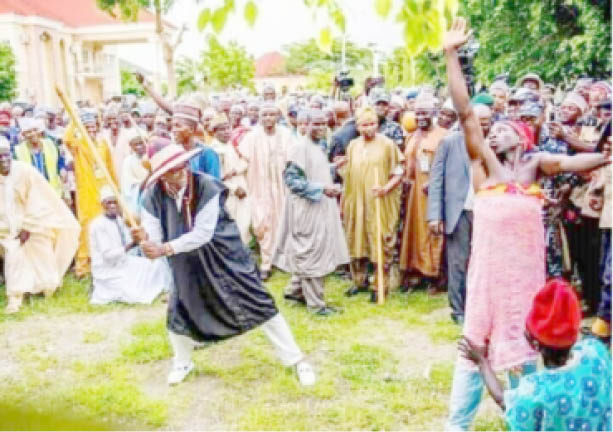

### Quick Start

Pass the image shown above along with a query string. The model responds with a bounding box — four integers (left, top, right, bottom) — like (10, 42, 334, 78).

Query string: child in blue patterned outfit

(460, 278, 612, 431)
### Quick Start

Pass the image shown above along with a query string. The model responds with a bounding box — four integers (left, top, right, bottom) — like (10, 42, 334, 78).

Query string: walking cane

(374, 169, 385, 305)
(55, 85, 138, 229)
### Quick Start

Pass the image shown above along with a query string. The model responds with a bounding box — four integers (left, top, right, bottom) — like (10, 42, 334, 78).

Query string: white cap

(99, 185, 116, 203)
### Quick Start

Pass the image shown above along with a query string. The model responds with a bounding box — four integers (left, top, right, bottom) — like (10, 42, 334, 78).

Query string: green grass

(0, 274, 160, 326)
(0, 269, 504, 430)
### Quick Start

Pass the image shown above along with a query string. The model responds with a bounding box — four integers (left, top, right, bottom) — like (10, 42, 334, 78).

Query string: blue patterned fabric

(189, 143, 220, 180)
(283, 162, 323, 202)
(504, 338, 612, 431)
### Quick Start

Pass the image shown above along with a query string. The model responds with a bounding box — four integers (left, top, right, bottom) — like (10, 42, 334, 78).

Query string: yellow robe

(0, 161, 80, 309)
(400, 126, 447, 276)
(341, 134, 403, 263)
(64, 123, 117, 277)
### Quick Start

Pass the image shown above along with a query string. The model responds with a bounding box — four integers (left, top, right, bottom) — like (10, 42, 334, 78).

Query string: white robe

(210, 139, 252, 245)
(89, 215, 171, 305)
(0, 162, 80, 299)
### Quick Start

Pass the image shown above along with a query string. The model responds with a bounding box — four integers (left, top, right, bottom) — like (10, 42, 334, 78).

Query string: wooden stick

(374, 169, 385, 305)
(55, 85, 138, 228)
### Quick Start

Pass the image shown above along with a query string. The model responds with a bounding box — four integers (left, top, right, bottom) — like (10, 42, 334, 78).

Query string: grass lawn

(0, 271, 505, 430)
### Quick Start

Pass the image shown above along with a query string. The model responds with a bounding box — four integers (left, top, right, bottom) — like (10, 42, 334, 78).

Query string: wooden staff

(374, 169, 385, 305)
(55, 85, 138, 228)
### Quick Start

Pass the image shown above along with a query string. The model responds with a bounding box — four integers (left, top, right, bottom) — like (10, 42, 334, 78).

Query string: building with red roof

(253, 51, 306, 95)
(0, 0, 175, 105)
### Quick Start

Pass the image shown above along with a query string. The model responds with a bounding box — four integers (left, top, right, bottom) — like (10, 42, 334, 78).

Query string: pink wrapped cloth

(462, 185, 545, 371)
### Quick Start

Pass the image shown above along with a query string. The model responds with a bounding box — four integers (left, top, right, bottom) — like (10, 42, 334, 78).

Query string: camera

(335, 70, 354, 92)
(458, 38, 480, 96)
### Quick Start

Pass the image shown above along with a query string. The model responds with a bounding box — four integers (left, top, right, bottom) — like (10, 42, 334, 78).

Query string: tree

(96, 0, 185, 98)
(120, 68, 145, 96)
(284, 38, 372, 75)
(381, 49, 446, 89)
(175, 57, 201, 96)
(200, 37, 255, 91)
(460, 0, 611, 85)
(0, 42, 17, 101)
(197, 0, 459, 57)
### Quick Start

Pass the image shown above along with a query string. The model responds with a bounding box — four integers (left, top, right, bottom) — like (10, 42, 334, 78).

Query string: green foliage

(243, 0, 258, 27)
(96, 0, 173, 20)
(0, 42, 17, 102)
(382, 48, 447, 88)
(284, 38, 373, 75)
(200, 36, 255, 91)
(174, 37, 255, 93)
(461, 0, 612, 84)
(120, 69, 145, 96)
(175, 57, 201, 95)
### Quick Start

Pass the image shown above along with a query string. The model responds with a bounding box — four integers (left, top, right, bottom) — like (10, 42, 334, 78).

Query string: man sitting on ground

(89, 186, 171, 305)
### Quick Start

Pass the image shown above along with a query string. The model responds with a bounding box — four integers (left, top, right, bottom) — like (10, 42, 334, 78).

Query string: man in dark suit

(427, 104, 492, 324)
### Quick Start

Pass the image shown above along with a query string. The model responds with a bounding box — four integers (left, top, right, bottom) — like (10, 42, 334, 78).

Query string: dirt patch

(0, 305, 165, 379)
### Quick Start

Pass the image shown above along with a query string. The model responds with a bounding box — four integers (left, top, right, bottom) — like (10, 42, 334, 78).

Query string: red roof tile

(255, 51, 286, 78)
(0, 0, 160, 27)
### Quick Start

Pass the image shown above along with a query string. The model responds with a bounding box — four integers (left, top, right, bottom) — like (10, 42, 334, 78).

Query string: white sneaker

(296, 361, 316, 386)
(167, 362, 194, 385)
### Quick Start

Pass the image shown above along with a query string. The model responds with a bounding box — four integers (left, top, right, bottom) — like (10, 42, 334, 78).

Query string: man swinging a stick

(58, 87, 316, 386)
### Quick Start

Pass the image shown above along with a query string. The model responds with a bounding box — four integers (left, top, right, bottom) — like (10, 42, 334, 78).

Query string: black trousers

(566, 217, 602, 314)
(445, 210, 473, 320)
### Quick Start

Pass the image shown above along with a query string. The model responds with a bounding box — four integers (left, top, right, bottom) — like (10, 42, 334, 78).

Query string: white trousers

(168, 313, 304, 368)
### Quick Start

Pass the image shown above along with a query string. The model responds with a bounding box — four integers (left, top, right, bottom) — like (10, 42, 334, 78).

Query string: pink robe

(462, 184, 544, 371)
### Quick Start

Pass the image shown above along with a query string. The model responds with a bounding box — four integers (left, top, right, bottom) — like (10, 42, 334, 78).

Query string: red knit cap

(502, 120, 535, 152)
(526, 278, 582, 349)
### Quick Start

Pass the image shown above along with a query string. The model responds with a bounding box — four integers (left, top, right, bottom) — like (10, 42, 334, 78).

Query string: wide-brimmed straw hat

(146, 144, 202, 187)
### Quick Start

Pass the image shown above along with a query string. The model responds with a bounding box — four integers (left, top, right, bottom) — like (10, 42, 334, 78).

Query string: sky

(116, 0, 406, 75)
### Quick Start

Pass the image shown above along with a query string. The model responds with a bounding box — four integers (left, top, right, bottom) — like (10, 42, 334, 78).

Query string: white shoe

(296, 361, 316, 386)
(167, 362, 194, 385)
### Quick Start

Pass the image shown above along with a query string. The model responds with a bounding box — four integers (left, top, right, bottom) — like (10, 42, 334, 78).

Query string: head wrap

(19, 117, 44, 132)
(209, 113, 229, 131)
(526, 279, 581, 349)
(489, 80, 509, 94)
(563, 91, 589, 114)
(471, 92, 494, 107)
(33, 108, 48, 119)
(390, 95, 405, 108)
(356, 106, 378, 125)
(518, 73, 543, 90)
(441, 98, 456, 113)
(80, 109, 98, 126)
(519, 102, 544, 118)
(99, 185, 116, 203)
(124, 128, 142, 145)
(414, 95, 436, 111)
(590, 81, 612, 99)
(140, 102, 157, 116)
(104, 103, 120, 118)
(230, 104, 245, 115)
(501, 120, 535, 151)
(370, 88, 390, 104)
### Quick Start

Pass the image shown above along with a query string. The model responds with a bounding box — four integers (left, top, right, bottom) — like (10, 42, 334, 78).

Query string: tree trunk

(154, 0, 177, 99)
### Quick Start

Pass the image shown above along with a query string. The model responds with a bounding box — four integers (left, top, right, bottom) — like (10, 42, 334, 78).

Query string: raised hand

(443, 17, 474, 53)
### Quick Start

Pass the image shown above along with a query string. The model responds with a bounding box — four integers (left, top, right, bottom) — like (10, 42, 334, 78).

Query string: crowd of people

(0, 17, 611, 430)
